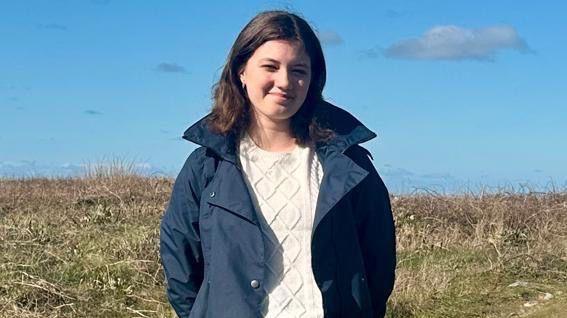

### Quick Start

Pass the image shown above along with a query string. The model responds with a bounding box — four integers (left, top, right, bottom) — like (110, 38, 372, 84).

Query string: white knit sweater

(238, 132, 324, 318)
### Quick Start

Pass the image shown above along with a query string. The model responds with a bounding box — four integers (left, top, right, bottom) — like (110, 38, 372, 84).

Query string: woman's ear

(240, 73, 246, 89)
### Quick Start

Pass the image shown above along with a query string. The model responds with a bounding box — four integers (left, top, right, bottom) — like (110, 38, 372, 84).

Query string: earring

(241, 82, 246, 90)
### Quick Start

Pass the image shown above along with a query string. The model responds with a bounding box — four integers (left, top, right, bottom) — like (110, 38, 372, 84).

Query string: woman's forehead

(250, 40, 310, 64)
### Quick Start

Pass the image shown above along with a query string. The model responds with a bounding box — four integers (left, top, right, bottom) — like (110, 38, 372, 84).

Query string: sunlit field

(1, 172, 565, 317)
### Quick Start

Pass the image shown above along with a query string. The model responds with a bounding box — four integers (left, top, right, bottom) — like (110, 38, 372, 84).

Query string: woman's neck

(247, 118, 297, 153)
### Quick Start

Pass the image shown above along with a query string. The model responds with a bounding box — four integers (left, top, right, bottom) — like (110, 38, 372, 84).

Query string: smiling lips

(269, 92, 294, 103)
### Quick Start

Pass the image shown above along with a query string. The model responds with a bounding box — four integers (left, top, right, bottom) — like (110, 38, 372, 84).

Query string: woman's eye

(293, 69, 307, 75)
(262, 65, 277, 71)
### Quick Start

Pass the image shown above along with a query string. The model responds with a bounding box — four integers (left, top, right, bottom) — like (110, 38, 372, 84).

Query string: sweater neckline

(241, 132, 303, 158)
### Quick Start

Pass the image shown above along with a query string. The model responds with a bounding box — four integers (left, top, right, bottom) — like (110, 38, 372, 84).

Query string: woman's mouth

(269, 93, 293, 102)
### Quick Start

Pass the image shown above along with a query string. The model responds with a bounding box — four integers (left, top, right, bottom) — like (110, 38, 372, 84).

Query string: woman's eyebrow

(258, 58, 310, 67)
(292, 62, 310, 68)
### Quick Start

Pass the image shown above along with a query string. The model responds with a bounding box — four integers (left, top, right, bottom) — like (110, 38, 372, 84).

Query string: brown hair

(207, 10, 333, 146)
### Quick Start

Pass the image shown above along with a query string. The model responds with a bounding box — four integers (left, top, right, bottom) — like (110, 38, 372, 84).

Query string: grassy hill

(1, 175, 565, 317)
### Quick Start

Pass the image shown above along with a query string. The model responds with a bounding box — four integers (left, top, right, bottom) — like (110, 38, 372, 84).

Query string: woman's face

(240, 39, 312, 129)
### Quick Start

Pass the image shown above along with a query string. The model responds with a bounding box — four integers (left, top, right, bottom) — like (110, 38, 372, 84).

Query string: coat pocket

(206, 202, 257, 225)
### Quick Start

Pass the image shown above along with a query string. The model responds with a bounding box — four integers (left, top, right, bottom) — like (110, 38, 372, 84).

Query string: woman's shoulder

(314, 101, 369, 130)
(177, 147, 219, 189)
(182, 147, 209, 171)
(344, 144, 374, 162)
(344, 144, 389, 195)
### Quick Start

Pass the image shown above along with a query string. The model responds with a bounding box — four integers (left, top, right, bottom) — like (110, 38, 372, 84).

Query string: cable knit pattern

(238, 133, 324, 318)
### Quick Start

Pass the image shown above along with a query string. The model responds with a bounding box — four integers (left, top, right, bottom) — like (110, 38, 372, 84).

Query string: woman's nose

(274, 69, 290, 89)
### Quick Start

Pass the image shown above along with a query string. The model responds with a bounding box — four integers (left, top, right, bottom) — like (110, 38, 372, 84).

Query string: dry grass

(1, 174, 566, 317)
(391, 191, 567, 317)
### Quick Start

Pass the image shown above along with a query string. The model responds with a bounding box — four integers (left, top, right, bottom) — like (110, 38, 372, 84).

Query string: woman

(160, 10, 396, 318)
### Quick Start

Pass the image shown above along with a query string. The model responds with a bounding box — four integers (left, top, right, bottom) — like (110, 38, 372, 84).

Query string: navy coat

(160, 102, 396, 317)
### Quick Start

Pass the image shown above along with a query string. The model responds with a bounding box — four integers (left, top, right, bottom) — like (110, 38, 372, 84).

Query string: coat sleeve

(160, 148, 208, 318)
(347, 145, 396, 318)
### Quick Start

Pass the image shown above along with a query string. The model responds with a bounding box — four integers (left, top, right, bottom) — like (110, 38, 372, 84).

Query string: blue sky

(1, 1, 566, 193)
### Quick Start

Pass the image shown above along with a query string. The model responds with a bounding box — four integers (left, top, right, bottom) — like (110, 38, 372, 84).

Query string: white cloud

(385, 25, 531, 61)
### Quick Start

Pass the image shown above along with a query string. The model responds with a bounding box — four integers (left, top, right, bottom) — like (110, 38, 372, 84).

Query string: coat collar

(182, 101, 377, 162)
(188, 102, 378, 239)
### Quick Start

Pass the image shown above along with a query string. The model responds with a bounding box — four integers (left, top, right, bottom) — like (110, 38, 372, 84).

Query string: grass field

(1, 174, 566, 317)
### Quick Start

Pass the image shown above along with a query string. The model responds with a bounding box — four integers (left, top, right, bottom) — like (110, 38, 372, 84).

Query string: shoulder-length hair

(207, 10, 333, 146)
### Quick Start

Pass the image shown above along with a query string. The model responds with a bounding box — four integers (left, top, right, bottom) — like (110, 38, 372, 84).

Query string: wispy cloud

(155, 62, 188, 74)
(318, 31, 344, 46)
(84, 109, 103, 116)
(358, 45, 383, 59)
(384, 25, 532, 61)
(37, 23, 68, 31)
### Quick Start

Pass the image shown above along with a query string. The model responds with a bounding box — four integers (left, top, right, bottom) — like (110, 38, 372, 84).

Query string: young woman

(160, 10, 396, 318)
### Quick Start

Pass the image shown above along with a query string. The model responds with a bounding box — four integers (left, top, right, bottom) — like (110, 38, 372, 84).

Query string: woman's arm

(160, 148, 208, 317)
(346, 145, 397, 317)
